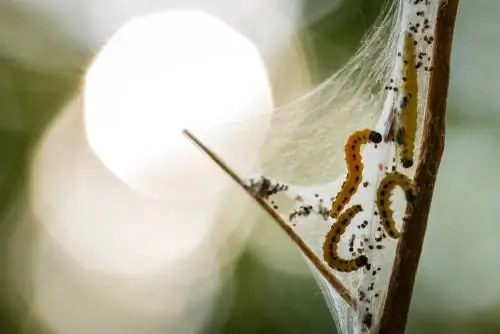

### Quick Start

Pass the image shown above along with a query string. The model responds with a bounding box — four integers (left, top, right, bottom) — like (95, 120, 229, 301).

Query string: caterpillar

(376, 171, 417, 239)
(330, 129, 383, 218)
(396, 32, 419, 168)
(323, 204, 369, 272)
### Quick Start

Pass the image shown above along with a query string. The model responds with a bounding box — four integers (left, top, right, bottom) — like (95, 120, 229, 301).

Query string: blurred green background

(1, 0, 499, 333)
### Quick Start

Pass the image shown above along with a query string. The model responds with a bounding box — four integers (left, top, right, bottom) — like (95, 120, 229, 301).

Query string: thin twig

(378, 1, 460, 333)
(182, 129, 357, 308)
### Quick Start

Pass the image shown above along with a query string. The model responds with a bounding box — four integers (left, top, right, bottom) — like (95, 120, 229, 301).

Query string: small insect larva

(376, 172, 417, 239)
(396, 32, 419, 169)
(323, 204, 369, 272)
(330, 129, 383, 218)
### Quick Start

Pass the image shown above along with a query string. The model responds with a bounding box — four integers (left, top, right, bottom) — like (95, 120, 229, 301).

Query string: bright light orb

(83, 10, 273, 200)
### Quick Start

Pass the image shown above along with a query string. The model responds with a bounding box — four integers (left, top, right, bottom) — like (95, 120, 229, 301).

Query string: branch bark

(378, 1, 460, 333)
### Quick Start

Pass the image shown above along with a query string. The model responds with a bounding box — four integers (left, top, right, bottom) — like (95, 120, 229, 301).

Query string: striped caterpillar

(323, 204, 368, 272)
(396, 32, 419, 168)
(376, 171, 416, 238)
(330, 129, 382, 218)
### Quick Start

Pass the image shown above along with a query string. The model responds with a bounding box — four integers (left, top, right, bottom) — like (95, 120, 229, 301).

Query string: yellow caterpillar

(330, 129, 382, 218)
(323, 204, 368, 272)
(396, 32, 419, 168)
(376, 172, 417, 238)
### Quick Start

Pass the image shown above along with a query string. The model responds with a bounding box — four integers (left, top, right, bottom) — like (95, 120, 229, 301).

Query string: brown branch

(378, 1, 460, 333)
(182, 129, 357, 308)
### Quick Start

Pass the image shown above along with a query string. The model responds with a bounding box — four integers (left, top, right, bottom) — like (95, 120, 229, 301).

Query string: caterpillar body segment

(376, 172, 417, 239)
(330, 129, 383, 219)
(396, 32, 419, 169)
(323, 204, 369, 272)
